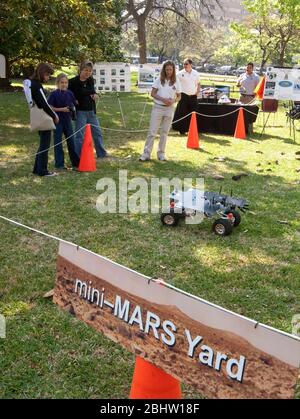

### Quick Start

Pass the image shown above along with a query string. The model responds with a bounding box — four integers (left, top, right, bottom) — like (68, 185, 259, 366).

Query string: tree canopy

(228, 0, 300, 68)
(122, 0, 221, 63)
(0, 0, 123, 85)
(144, 11, 227, 65)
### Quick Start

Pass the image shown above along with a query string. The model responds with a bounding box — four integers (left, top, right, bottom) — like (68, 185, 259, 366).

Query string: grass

(0, 81, 300, 399)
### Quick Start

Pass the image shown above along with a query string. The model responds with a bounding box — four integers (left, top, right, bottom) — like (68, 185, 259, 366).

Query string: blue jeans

(54, 118, 80, 168)
(75, 111, 106, 158)
(33, 130, 52, 176)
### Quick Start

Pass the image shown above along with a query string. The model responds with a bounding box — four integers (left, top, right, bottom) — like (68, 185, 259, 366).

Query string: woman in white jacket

(140, 61, 181, 162)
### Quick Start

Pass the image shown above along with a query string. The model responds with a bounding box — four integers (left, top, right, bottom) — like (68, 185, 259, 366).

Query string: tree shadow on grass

(256, 133, 299, 145)
(171, 131, 233, 147)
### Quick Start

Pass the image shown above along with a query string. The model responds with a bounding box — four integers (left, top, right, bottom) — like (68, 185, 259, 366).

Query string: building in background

(201, 0, 247, 25)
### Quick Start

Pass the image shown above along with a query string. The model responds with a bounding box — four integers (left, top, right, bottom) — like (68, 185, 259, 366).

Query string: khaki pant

(240, 94, 255, 104)
(141, 104, 174, 160)
(239, 95, 255, 134)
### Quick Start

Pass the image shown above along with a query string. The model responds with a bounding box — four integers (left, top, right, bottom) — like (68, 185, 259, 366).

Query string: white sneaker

(158, 156, 167, 161)
(139, 156, 150, 162)
(44, 171, 57, 177)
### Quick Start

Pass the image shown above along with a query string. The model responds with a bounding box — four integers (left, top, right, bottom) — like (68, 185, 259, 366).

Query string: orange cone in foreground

(187, 112, 200, 149)
(130, 357, 182, 399)
(79, 124, 96, 172)
(234, 108, 247, 140)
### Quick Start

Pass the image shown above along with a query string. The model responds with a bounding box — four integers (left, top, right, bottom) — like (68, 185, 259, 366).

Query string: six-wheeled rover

(161, 189, 249, 236)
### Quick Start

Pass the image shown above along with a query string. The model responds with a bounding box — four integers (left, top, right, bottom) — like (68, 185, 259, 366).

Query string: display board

(138, 64, 181, 93)
(138, 64, 162, 92)
(0, 54, 6, 78)
(264, 66, 300, 100)
(54, 241, 300, 399)
(93, 62, 131, 93)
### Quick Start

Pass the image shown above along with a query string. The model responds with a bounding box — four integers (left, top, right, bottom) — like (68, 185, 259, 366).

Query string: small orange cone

(130, 357, 182, 399)
(234, 108, 247, 140)
(79, 124, 96, 172)
(254, 76, 266, 100)
(187, 112, 200, 149)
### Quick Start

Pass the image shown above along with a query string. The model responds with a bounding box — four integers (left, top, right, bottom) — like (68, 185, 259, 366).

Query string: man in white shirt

(237, 63, 260, 104)
(173, 58, 201, 135)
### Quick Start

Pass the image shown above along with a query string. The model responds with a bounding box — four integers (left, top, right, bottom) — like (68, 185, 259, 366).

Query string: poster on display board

(264, 66, 300, 101)
(138, 64, 162, 92)
(138, 64, 180, 93)
(93, 62, 131, 93)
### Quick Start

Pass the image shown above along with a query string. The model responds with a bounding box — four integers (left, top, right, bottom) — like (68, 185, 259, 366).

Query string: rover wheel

(161, 210, 179, 227)
(225, 210, 241, 227)
(213, 219, 233, 236)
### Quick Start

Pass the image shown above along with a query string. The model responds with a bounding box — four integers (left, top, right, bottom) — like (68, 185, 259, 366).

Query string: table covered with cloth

(172, 102, 259, 135)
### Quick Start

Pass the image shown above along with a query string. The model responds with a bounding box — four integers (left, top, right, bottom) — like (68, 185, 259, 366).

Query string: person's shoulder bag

(30, 104, 56, 132)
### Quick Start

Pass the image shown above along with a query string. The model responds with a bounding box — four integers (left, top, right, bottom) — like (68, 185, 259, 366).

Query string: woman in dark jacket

(68, 60, 107, 159)
(30, 63, 59, 176)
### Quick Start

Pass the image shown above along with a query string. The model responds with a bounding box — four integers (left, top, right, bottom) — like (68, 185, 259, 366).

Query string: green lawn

(0, 84, 300, 398)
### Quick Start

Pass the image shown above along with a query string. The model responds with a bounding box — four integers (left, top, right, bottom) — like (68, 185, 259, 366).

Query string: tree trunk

(137, 16, 147, 64)
(276, 37, 288, 67)
(0, 55, 11, 89)
(279, 45, 286, 67)
(259, 60, 267, 74)
(260, 49, 269, 74)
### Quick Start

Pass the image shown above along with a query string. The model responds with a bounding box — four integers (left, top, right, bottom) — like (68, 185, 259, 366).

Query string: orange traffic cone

(187, 112, 200, 149)
(130, 357, 182, 399)
(234, 108, 247, 140)
(79, 124, 96, 172)
(254, 76, 266, 100)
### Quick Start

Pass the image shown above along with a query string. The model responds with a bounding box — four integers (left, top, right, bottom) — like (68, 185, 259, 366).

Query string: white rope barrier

(116, 94, 126, 128)
(195, 109, 240, 118)
(95, 94, 259, 128)
(139, 100, 148, 128)
(0, 215, 179, 290)
(172, 112, 194, 124)
(196, 107, 260, 118)
(99, 126, 149, 133)
(99, 111, 195, 133)
(3, 104, 260, 163)
(99, 107, 259, 132)
(24, 125, 86, 159)
(139, 91, 150, 128)
(0, 215, 70, 244)
(243, 108, 261, 117)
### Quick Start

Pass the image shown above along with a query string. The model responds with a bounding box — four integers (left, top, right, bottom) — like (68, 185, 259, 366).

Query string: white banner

(54, 241, 300, 399)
